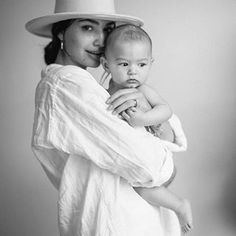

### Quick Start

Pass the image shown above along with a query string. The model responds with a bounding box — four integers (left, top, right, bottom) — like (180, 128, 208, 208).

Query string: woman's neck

(55, 51, 86, 70)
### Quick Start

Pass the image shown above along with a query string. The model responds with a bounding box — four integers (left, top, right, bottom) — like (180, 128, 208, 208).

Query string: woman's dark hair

(44, 19, 74, 65)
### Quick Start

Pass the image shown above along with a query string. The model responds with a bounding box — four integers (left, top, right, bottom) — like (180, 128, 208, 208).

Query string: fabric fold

(31, 64, 185, 236)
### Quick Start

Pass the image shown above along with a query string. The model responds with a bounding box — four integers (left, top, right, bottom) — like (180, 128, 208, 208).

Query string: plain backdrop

(1, 0, 236, 235)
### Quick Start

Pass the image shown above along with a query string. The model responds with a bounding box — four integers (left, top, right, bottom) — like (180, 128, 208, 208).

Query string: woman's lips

(86, 50, 103, 58)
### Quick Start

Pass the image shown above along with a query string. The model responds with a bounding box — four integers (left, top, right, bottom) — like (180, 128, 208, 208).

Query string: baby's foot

(176, 199, 193, 234)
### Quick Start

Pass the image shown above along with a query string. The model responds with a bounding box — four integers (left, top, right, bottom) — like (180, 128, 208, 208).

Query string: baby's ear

(100, 56, 110, 73)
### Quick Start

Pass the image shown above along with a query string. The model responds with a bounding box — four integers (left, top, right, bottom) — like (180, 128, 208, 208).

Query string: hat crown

(55, 0, 116, 14)
(25, 0, 143, 38)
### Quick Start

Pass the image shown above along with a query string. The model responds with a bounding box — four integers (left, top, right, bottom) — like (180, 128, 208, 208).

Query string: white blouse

(32, 64, 187, 236)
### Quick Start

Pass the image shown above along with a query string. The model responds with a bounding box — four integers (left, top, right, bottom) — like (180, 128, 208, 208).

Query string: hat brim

(25, 12, 144, 38)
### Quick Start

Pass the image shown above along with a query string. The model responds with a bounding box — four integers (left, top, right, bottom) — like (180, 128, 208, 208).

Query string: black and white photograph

(1, 0, 236, 235)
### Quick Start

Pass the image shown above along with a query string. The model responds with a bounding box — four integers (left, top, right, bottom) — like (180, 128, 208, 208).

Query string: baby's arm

(122, 84, 172, 127)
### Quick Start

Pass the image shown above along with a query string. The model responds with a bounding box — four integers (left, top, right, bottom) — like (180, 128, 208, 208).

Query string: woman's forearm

(35, 71, 174, 188)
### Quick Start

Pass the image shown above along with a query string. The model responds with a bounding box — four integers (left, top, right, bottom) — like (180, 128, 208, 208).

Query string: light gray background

(1, 0, 236, 235)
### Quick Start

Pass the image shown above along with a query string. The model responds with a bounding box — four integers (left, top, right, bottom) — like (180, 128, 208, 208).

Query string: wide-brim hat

(25, 0, 144, 38)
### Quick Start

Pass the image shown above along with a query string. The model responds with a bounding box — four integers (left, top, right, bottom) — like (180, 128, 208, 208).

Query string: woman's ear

(57, 32, 63, 41)
(100, 56, 110, 73)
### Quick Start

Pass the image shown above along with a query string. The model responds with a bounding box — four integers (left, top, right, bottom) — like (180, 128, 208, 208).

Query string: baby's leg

(134, 171, 193, 233)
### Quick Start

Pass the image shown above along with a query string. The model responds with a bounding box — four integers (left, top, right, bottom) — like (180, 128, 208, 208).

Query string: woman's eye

(82, 25, 93, 31)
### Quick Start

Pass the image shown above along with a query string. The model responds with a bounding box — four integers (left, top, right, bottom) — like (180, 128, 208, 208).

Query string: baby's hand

(121, 107, 146, 127)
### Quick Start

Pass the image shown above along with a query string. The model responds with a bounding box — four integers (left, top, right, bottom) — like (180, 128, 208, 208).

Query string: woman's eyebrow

(78, 19, 99, 25)
(77, 19, 115, 28)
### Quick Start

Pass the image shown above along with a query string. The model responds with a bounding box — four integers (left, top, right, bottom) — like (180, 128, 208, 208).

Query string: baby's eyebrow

(115, 58, 149, 62)
(137, 58, 149, 62)
(115, 58, 128, 61)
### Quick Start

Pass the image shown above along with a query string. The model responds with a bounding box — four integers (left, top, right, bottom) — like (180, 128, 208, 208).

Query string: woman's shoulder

(40, 64, 101, 92)
(42, 64, 93, 81)
(39, 64, 108, 97)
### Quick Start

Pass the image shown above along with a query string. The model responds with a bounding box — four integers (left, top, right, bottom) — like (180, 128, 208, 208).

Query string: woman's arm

(107, 86, 174, 136)
(106, 86, 186, 147)
(33, 68, 173, 188)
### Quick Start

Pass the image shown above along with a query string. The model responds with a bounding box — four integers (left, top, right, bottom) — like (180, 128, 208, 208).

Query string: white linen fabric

(32, 64, 187, 236)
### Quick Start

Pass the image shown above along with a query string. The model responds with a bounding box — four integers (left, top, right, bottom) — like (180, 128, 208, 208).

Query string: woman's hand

(106, 88, 151, 114)
(121, 107, 146, 127)
(106, 88, 175, 143)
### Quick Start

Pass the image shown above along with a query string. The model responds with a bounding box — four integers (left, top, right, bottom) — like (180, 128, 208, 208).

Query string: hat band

(54, 0, 116, 14)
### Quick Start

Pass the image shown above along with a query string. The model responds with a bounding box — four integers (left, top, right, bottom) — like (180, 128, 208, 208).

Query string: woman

(26, 0, 187, 235)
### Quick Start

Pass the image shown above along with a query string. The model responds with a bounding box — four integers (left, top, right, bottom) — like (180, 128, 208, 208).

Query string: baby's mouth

(127, 79, 139, 84)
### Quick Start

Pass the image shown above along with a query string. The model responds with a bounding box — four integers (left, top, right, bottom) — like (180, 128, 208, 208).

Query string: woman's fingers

(126, 108, 136, 116)
(112, 100, 137, 115)
(107, 91, 143, 111)
(106, 88, 151, 113)
(121, 111, 130, 121)
(106, 88, 138, 104)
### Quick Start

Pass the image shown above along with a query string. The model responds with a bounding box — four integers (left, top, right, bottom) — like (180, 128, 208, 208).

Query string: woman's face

(61, 19, 115, 69)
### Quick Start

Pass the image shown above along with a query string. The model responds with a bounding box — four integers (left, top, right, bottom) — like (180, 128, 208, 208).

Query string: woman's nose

(94, 32, 105, 47)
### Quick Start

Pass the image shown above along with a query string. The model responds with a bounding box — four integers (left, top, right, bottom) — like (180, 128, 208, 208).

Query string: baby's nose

(128, 66, 137, 75)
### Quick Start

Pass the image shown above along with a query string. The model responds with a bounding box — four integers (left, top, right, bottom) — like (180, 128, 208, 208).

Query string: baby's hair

(104, 24, 152, 56)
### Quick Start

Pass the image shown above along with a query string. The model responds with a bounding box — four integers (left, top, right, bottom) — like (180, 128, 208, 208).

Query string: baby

(101, 24, 193, 233)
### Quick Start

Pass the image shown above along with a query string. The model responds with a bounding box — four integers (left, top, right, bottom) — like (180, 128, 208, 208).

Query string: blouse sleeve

(161, 114, 188, 153)
(33, 67, 174, 187)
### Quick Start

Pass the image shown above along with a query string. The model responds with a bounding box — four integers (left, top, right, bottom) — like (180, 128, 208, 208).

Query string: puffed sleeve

(33, 66, 174, 187)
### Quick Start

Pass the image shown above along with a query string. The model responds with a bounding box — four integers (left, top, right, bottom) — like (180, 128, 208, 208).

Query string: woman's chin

(89, 61, 100, 68)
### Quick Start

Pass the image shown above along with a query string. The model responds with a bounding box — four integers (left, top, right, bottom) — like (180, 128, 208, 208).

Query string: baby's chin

(125, 81, 140, 89)
(126, 84, 139, 89)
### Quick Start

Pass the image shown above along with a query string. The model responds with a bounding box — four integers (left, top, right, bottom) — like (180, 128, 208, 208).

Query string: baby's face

(105, 40, 153, 88)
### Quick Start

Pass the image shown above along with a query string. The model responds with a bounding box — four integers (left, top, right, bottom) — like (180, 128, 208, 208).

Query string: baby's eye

(118, 63, 128, 66)
(82, 25, 93, 31)
(139, 63, 147, 67)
